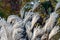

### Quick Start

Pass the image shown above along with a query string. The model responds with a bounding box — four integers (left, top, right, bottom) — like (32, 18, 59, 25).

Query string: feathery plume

(25, 21, 32, 40)
(31, 13, 40, 30)
(32, 27, 44, 40)
(7, 15, 22, 25)
(43, 12, 58, 32)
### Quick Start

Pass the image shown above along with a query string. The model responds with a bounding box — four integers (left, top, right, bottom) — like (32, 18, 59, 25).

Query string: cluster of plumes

(0, 2, 60, 40)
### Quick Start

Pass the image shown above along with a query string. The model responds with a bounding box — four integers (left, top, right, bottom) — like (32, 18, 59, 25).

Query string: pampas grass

(0, 2, 60, 40)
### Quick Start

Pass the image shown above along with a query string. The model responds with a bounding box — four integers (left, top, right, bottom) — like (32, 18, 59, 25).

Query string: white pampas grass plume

(49, 26, 60, 39)
(7, 15, 22, 25)
(23, 12, 34, 23)
(12, 21, 23, 29)
(31, 14, 40, 30)
(12, 21, 26, 40)
(12, 28, 25, 40)
(0, 18, 13, 40)
(32, 27, 44, 40)
(25, 21, 31, 31)
(0, 18, 7, 40)
(41, 33, 48, 40)
(43, 12, 58, 32)
(25, 21, 32, 40)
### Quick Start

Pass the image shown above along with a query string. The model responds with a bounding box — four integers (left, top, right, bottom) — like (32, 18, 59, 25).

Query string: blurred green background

(57, 0, 60, 2)
(0, 0, 59, 18)
(0, 0, 59, 15)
